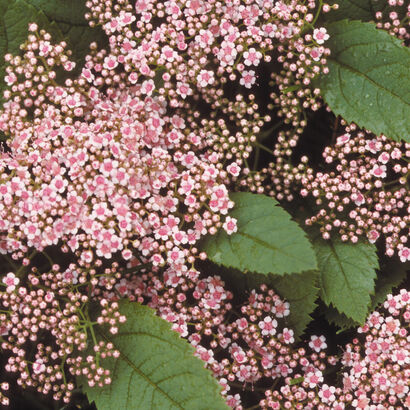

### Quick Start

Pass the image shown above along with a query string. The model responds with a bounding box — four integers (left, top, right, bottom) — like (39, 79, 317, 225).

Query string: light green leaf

(80, 302, 228, 410)
(314, 237, 378, 323)
(316, 20, 410, 142)
(201, 192, 317, 275)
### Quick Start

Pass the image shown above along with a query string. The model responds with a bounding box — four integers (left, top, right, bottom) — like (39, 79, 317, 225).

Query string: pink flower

(33, 359, 46, 374)
(370, 164, 387, 178)
(272, 299, 290, 317)
(258, 316, 277, 336)
(352, 394, 370, 409)
(196, 70, 215, 87)
(4, 72, 17, 86)
(305, 370, 324, 388)
(140, 79, 155, 96)
(226, 394, 241, 408)
(240, 70, 256, 88)
(367, 229, 380, 244)
(313, 27, 329, 44)
(377, 151, 390, 164)
(365, 139, 382, 153)
(309, 335, 327, 352)
(227, 162, 241, 176)
(223, 216, 237, 235)
(318, 384, 336, 403)
(103, 55, 119, 70)
(336, 133, 351, 145)
(310, 47, 324, 61)
(2, 272, 19, 292)
(398, 247, 410, 262)
(281, 328, 294, 344)
(243, 47, 262, 66)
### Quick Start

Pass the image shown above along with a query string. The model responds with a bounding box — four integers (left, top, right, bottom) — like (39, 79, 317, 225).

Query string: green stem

(252, 140, 273, 154)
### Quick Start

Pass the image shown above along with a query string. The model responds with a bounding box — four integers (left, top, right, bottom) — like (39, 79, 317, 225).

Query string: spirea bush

(0, 0, 408, 409)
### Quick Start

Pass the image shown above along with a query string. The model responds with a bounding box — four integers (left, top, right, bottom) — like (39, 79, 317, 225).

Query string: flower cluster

(374, 0, 410, 44)
(265, 124, 409, 260)
(140, 272, 409, 409)
(340, 289, 410, 409)
(0, 26, 236, 277)
(0, 261, 126, 403)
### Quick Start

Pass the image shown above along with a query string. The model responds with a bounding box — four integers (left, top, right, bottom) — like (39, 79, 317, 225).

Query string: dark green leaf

(201, 192, 317, 275)
(324, 305, 359, 331)
(313, 237, 378, 323)
(316, 20, 410, 142)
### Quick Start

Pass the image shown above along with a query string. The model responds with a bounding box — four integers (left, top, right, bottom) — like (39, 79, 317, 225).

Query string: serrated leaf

(324, 305, 359, 331)
(324, 257, 409, 330)
(201, 192, 317, 275)
(316, 20, 410, 142)
(79, 302, 227, 410)
(27, 0, 91, 24)
(313, 237, 378, 323)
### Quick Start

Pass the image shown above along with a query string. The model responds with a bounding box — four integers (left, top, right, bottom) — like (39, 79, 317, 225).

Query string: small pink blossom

(313, 27, 329, 44)
(309, 335, 327, 352)
(2, 272, 19, 292)
(398, 247, 410, 262)
(33, 359, 46, 374)
(243, 47, 262, 66)
(196, 70, 215, 87)
(318, 384, 336, 403)
(370, 164, 387, 178)
(336, 133, 351, 145)
(240, 70, 256, 88)
(258, 316, 277, 336)
(367, 229, 380, 244)
(227, 162, 241, 177)
(223, 216, 237, 235)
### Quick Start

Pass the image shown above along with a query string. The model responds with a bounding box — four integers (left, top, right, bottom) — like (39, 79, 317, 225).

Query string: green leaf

(313, 237, 378, 323)
(201, 192, 317, 275)
(324, 305, 359, 331)
(26, 0, 91, 24)
(316, 20, 410, 142)
(325, 257, 408, 331)
(79, 302, 228, 410)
